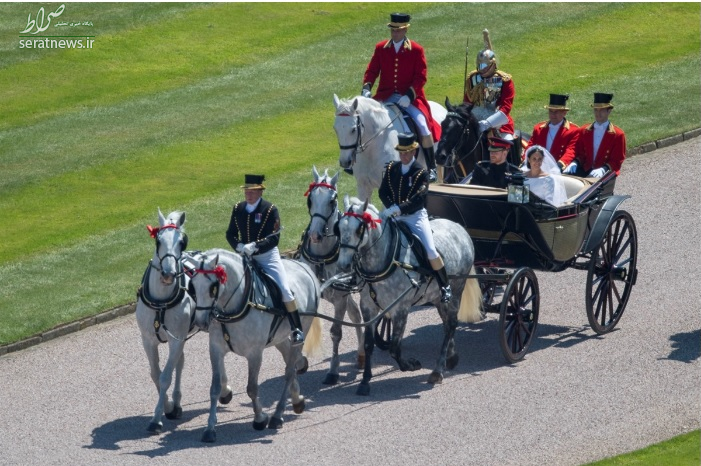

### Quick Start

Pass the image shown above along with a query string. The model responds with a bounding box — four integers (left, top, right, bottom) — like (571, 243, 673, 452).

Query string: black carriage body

(426, 173, 618, 271)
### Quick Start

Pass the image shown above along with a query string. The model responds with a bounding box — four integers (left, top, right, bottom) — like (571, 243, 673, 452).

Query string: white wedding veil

(522, 145, 568, 206)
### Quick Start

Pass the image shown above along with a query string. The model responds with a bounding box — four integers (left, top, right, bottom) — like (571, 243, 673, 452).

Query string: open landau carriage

(425, 171, 638, 362)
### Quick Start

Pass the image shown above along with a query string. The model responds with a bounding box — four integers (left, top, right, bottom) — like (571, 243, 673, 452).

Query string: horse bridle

(148, 224, 188, 275)
(442, 111, 482, 175)
(336, 110, 401, 163)
(305, 182, 339, 237)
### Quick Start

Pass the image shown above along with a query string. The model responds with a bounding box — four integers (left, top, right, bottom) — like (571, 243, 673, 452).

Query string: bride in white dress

(522, 145, 568, 206)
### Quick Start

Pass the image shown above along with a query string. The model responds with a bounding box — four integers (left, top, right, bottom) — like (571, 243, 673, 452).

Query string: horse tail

(302, 317, 323, 359)
(457, 266, 483, 323)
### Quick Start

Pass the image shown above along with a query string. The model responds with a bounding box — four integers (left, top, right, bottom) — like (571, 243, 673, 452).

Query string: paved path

(0, 138, 699, 465)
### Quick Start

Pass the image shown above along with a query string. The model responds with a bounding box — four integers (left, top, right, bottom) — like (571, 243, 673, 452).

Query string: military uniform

(378, 133, 452, 302)
(470, 160, 521, 189)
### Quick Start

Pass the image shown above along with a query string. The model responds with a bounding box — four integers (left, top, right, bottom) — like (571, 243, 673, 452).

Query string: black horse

(435, 98, 486, 184)
(436, 98, 524, 184)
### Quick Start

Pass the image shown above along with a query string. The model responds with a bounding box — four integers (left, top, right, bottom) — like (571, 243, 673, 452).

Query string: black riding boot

(435, 266, 452, 303)
(285, 300, 305, 347)
(421, 135, 437, 183)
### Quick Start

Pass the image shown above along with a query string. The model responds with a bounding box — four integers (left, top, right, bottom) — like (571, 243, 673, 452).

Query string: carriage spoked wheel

(586, 210, 638, 334)
(373, 314, 392, 350)
(499, 267, 540, 363)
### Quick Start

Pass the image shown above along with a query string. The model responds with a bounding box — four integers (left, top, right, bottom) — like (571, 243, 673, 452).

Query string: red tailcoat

(574, 122, 626, 175)
(526, 119, 580, 168)
(363, 39, 441, 140)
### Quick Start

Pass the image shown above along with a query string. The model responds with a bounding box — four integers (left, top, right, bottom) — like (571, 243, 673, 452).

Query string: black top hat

(591, 93, 614, 109)
(388, 13, 411, 29)
(241, 174, 266, 190)
(488, 136, 514, 152)
(395, 132, 419, 152)
(545, 93, 570, 110)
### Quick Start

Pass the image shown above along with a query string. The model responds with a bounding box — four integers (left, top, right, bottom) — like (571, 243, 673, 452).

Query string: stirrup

(290, 329, 305, 347)
(440, 285, 452, 303)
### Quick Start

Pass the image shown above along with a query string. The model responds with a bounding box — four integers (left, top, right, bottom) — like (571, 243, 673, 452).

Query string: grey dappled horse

(337, 196, 482, 396)
(298, 166, 365, 384)
(135, 209, 218, 434)
(333, 94, 446, 201)
(190, 249, 322, 442)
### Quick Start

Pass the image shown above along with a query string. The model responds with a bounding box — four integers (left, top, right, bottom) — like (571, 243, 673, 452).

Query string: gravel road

(0, 138, 698, 465)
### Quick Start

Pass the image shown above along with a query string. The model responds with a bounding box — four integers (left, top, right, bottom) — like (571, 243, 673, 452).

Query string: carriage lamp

(507, 171, 530, 204)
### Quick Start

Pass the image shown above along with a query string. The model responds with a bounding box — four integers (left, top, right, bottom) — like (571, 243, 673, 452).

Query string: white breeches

(385, 94, 430, 136)
(252, 247, 294, 302)
(396, 208, 439, 260)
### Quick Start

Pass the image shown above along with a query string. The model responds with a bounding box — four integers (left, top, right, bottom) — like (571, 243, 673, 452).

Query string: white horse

(135, 209, 226, 435)
(298, 166, 365, 385)
(190, 248, 323, 442)
(336, 196, 482, 396)
(333, 94, 447, 201)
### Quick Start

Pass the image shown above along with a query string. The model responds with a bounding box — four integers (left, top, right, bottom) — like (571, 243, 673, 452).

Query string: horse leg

(270, 347, 304, 429)
(428, 303, 459, 385)
(356, 323, 375, 396)
(346, 296, 366, 369)
(146, 337, 185, 433)
(201, 332, 227, 443)
(389, 310, 422, 372)
(164, 346, 185, 420)
(323, 296, 344, 385)
(140, 335, 165, 434)
(246, 352, 269, 431)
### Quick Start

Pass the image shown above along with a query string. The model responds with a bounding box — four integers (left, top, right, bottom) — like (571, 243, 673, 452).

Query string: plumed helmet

(476, 29, 497, 71)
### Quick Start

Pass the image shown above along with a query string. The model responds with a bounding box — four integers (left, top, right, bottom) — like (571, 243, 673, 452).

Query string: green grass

(0, 4, 698, 463)
(0, 2, 699, 340)
(584, 430, 700, 465)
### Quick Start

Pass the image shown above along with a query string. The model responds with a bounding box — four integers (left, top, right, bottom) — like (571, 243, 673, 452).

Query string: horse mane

(336, 96, 389, 123)
(347, 196, 380, 215)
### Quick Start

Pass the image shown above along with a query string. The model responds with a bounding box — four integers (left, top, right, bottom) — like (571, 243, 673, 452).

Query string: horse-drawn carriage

(426, 170, 638, 362)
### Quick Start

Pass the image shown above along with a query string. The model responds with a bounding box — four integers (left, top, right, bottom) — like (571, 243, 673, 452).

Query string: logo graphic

(18, 4, 95, 50)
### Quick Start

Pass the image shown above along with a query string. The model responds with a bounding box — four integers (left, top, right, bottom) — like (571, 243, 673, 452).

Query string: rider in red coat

(463, 29, 515, 139)
(563, 93, 626, 177)
(526, 94, 580, 170)
(362, 12, 441, 181)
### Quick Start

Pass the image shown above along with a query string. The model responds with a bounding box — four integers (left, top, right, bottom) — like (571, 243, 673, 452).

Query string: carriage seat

(560, 175, 590, 203)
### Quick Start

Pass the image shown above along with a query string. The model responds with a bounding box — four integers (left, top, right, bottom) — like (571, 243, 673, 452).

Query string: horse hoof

(147, 422, 162, 435)
(322, 373, 339, 385)
(219, 388, 233, 405)
(201, 429, 216, 443)
(268, 416, 284, 429)
(165, 406, 182, 420)
(253, 414, 269, 431)
(356, 355, 365, 369)
(296, 357, 309, 375)
(428, 371, 444, 385)
(293, 397, 305, 414)
(446, 353, 459, 371)
(356, 383, 370, 396)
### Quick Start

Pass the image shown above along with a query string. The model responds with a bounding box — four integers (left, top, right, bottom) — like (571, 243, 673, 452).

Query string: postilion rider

(362, 12, 442, 182)
(378, 132, 452, 303)
(225, 174, 304, 346)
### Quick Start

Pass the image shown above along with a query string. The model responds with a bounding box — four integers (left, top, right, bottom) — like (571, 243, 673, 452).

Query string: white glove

(235, 243, 245, 253)
(563, 161, 578, 175)
(381, 205, 401, 219)
(589, 167, 607, 178)
(242, 242, 258, 256)
(478, 120, 491, 133)
(398, 95, 411, 108)
(361, 89, 372, 98)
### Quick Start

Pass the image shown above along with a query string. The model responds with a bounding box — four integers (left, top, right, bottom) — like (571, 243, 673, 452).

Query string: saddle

(384, 102, 413, 135)
(391, 218, 434, 277)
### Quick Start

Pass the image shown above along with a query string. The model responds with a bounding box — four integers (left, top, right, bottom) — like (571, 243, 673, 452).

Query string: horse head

(147, 208, 188, 285)
(305, 165, 339, 243)
(333, 94, 361, 170)
(191, 250, 239, 316)
(436, 98, 482, 181)
(337, 195, 382, 272)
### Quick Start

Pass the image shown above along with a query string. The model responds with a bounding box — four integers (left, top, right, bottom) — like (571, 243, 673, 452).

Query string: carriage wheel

(586, 210, 638, 334)
(499, 267, 540, 363)
(373, 315, 392, 350)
